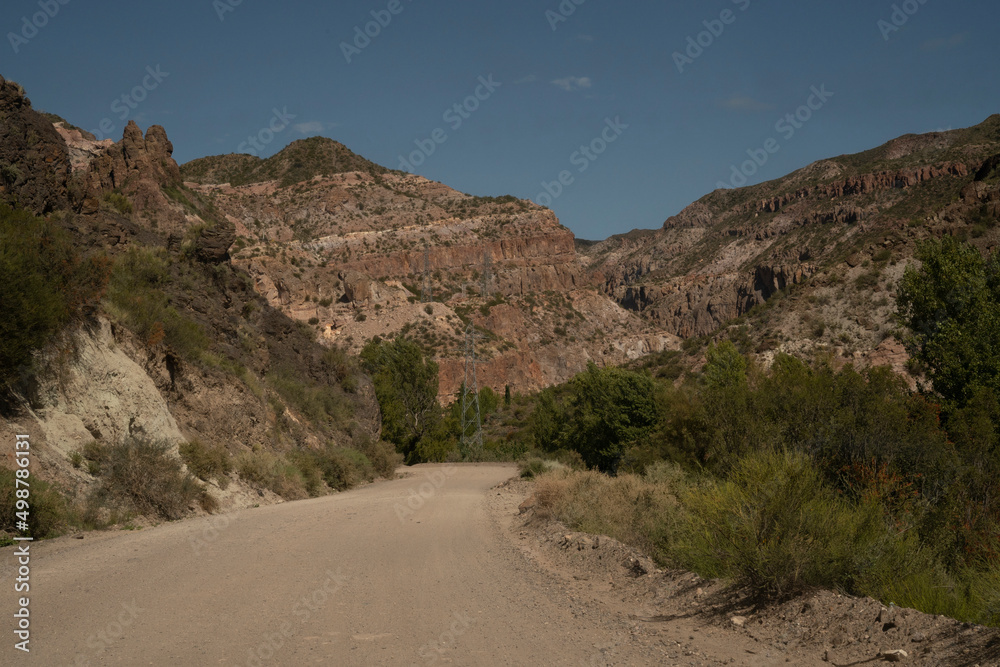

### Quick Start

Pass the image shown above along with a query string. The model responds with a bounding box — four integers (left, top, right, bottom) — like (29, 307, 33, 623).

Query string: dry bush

(179, 440, 232, 488)
(235, 449, 307, 500)
(92, 437, 204, 520)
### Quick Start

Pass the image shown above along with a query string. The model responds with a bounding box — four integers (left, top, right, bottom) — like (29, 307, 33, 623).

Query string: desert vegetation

(518, 238, 1000, 626)
(0, 204, 109, 402)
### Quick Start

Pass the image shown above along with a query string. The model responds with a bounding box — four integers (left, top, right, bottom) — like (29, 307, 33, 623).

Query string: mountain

(582, 116, 1000, 374)
(180, 138, 675, 397)
(177, 119, 999, 395)
(0, 76, 384, 523)
(181, 137, 388, 188)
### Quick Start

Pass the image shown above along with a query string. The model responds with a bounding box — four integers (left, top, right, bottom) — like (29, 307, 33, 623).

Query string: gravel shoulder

(1, 464, 996, 666)
(495, 477, 1000, 667)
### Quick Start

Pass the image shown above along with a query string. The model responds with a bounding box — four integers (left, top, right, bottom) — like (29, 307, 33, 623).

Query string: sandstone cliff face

(27, 319, 186, 460)
(181, 144, 669, 396)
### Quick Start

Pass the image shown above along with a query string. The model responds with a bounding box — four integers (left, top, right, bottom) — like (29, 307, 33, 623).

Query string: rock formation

(0, 75, 72, 214)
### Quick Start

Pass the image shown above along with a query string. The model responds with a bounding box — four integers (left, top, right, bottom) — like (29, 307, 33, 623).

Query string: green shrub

(235, 449, 308, 499)
(317, 446, 374, 490)
(102, 191, 134, 216)
(179, 440, 232, 487)
(356, 435, 403, 478)
(92, 437, 206, 520)
(0, 467, 70, 538)
(266, 369, 352, 429)
(672, 450, 918, 599)
(235, 449, 279, 487)
(519, 458, 548, 479)
(0, 204, 109, 392)
(82, 440, 110, 475)
(105, 246, 208, 359)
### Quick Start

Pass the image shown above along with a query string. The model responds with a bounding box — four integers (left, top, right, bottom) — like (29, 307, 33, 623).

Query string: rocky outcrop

(341, 271, 376, 304)
(54, 123, 115, 173)
(194, 218, 236, 264)
(620, 264, 815, 338)
(82, 120, 182, 214)
(28, 319, 185, 459)
(754, 163, 969, 214)
(0, 75, 72, 214)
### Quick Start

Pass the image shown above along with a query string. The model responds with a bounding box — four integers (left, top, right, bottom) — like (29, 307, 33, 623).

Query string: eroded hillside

(582, 116, 1000, 373)
(181, 142, 677, 397)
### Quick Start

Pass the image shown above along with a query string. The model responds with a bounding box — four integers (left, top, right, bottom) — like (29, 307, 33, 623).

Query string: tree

(361, 337, 443, 463)
(703, 340, 748, 390)
(564, 363, 657, 472)
(897, 236, 1000, 407)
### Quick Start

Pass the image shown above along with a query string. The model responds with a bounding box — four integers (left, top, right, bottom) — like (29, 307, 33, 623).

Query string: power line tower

(460, 323, 484, 460)
(480, 245, 492, 299)
(421, 246, 432, 303)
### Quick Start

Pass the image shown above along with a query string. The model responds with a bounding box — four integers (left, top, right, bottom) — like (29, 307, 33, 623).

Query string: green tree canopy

(360, 337, 442, 463)
(530, 363, 656, 472)
(897, 236, 1000, 407)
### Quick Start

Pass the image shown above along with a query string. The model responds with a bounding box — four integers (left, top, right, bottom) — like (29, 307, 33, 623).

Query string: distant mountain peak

(181, 136, 389, 188)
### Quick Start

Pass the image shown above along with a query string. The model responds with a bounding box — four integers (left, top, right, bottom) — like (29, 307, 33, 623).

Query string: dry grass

(533, 462, 682, 563)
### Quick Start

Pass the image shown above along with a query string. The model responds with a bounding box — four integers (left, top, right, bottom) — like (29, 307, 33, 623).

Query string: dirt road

(1, 464, 667, 666)
(6, 464, 996, 666)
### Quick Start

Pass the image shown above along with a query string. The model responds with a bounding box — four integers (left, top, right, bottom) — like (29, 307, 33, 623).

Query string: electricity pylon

(460, 323, 484, 460)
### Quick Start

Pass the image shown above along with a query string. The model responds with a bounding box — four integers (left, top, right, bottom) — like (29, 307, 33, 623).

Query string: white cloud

(294, 121, 326, 134)
(513, 74, 538, 84)
(719, 95, 773, 112)
(552, 76, 592, 92)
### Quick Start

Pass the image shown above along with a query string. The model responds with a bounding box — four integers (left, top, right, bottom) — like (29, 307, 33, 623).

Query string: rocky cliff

(582, 115, 1000, 369)
(181, 142, 674, 397)
(0, 78, 382, 520)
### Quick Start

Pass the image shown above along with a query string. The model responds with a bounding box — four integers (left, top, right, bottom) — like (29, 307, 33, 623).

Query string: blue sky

(2, 0, 998, 240)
